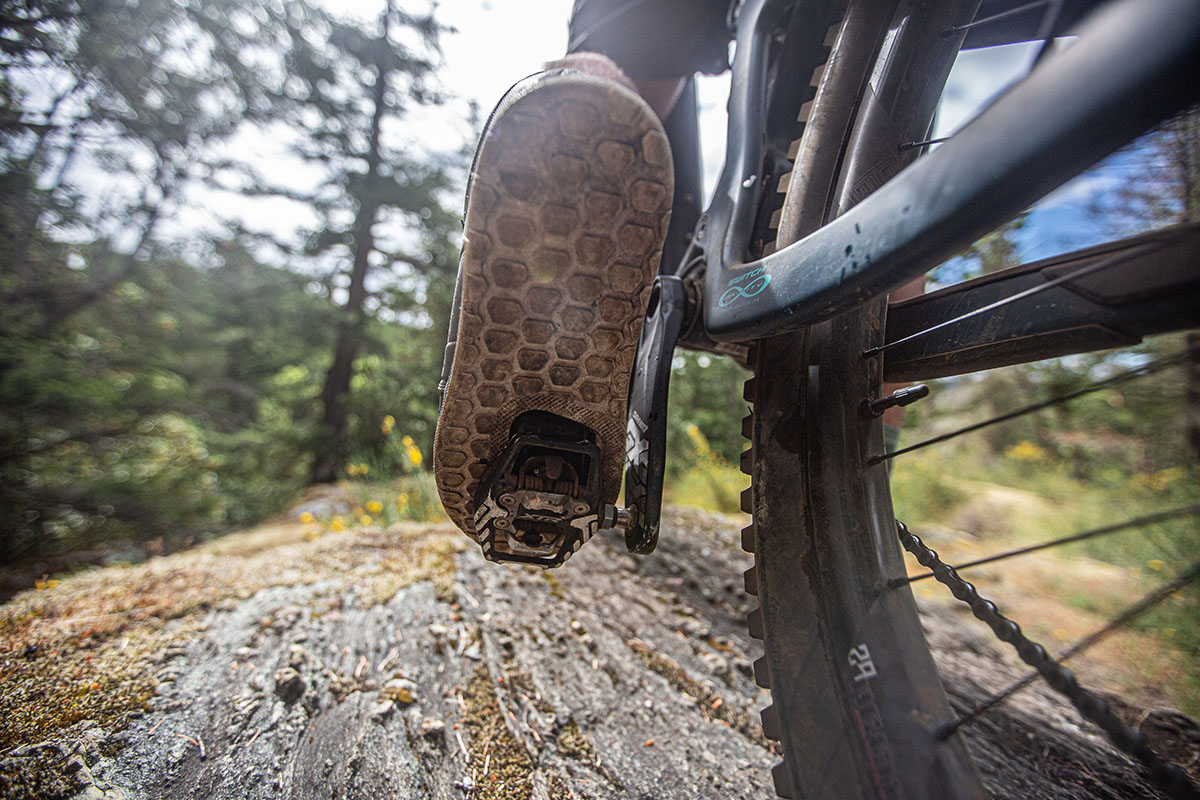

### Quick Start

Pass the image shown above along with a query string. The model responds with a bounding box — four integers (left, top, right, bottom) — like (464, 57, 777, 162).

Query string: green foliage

(656, 350, 752, 513)
(229, 0, 463, 483)
(889, 449, 969, 525)
(337, 473, 445, 527)
(0, 230, 458, 561)
(0, 0, 464, 562)
(666, 350, 750, 471)
(665, 454, 749, 515)
(891, 336, 1199, 713)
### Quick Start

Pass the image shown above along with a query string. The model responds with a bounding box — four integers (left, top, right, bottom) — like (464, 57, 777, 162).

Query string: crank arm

(621, 275, 687, 554)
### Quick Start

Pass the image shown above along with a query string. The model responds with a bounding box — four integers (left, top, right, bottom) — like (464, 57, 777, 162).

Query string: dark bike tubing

(743, 1, 989, 798)
(702, 0, 1200, 341)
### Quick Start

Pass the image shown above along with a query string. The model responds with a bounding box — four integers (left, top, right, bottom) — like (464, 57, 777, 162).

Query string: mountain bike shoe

(433, 65, 673, 568)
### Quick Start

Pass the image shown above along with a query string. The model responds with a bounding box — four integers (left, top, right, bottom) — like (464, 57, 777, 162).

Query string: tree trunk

(1187, 332, 1200, 463)
(310, 312, 366, 484)
(308, 14, 391, 485)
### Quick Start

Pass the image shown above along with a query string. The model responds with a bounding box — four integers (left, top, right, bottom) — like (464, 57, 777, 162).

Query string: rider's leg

(541, 52, 685, 120)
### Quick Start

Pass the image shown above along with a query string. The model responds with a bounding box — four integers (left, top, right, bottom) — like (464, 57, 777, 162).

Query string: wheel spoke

(1029, 0, 1067, 67)
(869, 345, 1195, 465)
(898, 522, 1200, 795)
(890, 504, 1200, 586)
(942, 0, 1053, 37)
(898, 135, 951, 152)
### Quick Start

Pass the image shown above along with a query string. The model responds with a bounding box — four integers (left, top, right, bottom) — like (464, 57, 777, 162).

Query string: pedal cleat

(472, 412, 604, 568)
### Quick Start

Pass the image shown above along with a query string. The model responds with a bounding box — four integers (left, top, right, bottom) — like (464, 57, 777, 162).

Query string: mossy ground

(0, 518, 463, 751)
(460, 667, 539, 800)
(626, 638, 772, 751)
(0, 743, 86, 799)
(554, 720, 596, 763)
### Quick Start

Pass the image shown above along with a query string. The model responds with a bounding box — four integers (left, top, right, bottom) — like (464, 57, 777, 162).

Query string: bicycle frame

(621, 0, 1200, 551)
(680, 0, 1200, 343)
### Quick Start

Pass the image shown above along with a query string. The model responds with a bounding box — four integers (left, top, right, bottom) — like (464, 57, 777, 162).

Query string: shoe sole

(434, 74, 673, 540)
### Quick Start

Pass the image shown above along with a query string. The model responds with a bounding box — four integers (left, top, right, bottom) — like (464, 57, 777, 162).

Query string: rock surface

(0, 507, 1195, 799)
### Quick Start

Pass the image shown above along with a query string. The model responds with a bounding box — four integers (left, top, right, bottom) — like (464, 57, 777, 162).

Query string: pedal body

(472, 412, 602, 568)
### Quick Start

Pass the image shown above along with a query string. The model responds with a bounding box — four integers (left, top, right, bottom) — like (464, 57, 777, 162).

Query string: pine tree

(245, 0, 460, 483)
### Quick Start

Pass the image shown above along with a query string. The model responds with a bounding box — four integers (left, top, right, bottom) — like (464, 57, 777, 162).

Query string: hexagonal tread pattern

(433, 72, 673, 538)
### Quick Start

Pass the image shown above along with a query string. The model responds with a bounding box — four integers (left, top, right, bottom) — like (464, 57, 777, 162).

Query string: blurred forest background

(0, 0, 754, 568)
(1, 0, 1197, 708)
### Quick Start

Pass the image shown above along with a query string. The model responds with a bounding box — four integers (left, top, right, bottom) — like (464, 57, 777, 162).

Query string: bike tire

(743, 0, 1200, 797)
(742, 1, 1003, 797)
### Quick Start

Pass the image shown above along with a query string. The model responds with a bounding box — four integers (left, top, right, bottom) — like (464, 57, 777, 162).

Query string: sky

(139, 1, 1134, 272)
(336, 0, 1118, 261)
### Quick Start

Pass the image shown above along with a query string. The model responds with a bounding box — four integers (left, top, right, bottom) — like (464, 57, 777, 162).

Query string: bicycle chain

(895, 521, 1199, 800)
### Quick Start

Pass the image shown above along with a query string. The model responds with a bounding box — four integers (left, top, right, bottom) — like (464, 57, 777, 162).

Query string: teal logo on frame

(719, 266, 771, 307)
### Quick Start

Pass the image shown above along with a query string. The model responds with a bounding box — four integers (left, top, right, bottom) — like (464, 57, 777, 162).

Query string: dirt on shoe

(434, 71, 673, 546)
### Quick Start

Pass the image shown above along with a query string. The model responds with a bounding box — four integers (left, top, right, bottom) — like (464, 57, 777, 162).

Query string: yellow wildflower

(402, 435, 414, 447)
(1004, 441, 1048, 461)
(1156, 467, 1183, 486)
(397, 494, 409, 508)
(346, 463, 361, 477)
(360, 515, 372, 526)
(299, 511, 315, 524)
(358, 462, 370, 475)
(366, 500, 383, 514)
(1134, 467, 1183, 492)
(330, 515, 346, 532)
(381, 414, 396, 435)
(1148, 559, 1165, 571)
(407, 444, 423, 467)
(303, 528, 320, 542)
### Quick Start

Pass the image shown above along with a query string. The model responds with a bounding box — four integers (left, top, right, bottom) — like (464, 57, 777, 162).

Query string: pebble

(168, 742, 188, 766)
(274, 667, 306, 704)
(288, 644, 307, 669)
(382, 678, 417, 706)
(700, 652, 730, 678)
(369, 700, 395, 722)
(419, 718, 446, 744)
